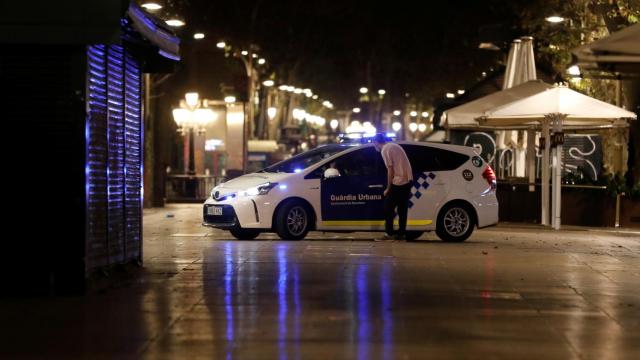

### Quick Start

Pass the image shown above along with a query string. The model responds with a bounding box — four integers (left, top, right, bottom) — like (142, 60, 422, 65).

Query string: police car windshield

(260, 144, 351, 173)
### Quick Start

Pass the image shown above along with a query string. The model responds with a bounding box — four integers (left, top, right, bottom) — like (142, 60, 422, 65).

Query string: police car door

(400, 144, 448, 230)
(319, 147, 387, 230)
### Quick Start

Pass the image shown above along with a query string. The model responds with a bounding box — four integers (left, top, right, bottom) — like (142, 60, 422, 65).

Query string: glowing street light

(241, 50, 249, 56)
(446, 93, 455, 99)
(378, 89, 386, 95)
(185, 92, 199, 107)
(393, 110, 401, 116)
(263, 80, 274, 87)
(418, 123, 427, 132)
(546, 16, 565, 23)
(457, 89, 465, 95)
(267, 107, 277, 120)
(421, 111, 429, 118)
(330, 119, 339, 130)
(410, 111, 418, 117)
(165, 19, 185, 27)
(392, 122, 402, 132)
(359, 87, 368, 94)
(567, 65, 581, 76)
(141, 2, 162, 10)
(258, 58, 266, 65)
(409, 122, 418, 133)
(193, 33, 205, 40)
(216, 41, 226, 49)
(224, 96, 236, 103)
(352, 107, 361, 113)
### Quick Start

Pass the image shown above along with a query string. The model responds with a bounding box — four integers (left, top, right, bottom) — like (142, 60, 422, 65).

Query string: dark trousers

(384, 182, 411, 236)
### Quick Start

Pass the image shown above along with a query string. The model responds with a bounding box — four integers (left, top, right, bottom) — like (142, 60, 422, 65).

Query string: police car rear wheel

(275, 201, 310, 240)
(229, 228, 260, 240)
(436, 203, 474, 242)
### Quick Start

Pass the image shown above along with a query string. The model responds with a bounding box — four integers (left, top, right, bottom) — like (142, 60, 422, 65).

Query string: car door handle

(309, 187, 319, 190)
(368, 184, 384, 188)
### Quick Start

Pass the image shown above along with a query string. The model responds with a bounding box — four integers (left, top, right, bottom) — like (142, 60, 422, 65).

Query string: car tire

(404, 231, 424, 241)
(229, 227, 260, 240)
(436, 203, 475, 242)
(275, 200, 311, 240)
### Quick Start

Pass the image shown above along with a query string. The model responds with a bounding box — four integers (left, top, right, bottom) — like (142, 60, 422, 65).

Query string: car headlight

(238, 182, 278, 197)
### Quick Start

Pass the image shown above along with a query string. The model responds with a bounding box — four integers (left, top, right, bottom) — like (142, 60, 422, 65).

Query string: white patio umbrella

(573, 23, 640, 73)
(479, 84, 637, 229)
(441, 80, 552, 129)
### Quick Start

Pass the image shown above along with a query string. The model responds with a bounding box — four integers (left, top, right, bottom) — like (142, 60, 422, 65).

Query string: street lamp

(421, 111, 429, 118)
(193, 33, 205, 40)
(393, 110, 401, 116)
(378, 89, 386, 95)
(359, 87, 368, 94)
(418, 123, 427, 132)
(330, 119, 339, 131)
(141, 2, 162, 11)
(352, 107, 361, 113)
(165, 19, 185, 27)
(216, 41, 226, 49)
(172, 92, 217, 176)
(263, 80, 274, 87)
(409, 122, 418, 133)
(392, 122, 402, 132)
(410, 111, 418, 117)
(545, 16, 565, 23)
(267, 107, 277, 120)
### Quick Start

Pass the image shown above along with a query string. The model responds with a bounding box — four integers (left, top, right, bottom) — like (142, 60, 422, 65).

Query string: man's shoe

(374, 234, 395, 242)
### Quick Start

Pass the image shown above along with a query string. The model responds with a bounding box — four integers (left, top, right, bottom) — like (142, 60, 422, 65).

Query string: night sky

(166, 0, 543, 108)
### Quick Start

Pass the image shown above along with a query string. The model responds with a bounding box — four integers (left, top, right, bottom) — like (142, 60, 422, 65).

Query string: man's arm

(384, 165, 394, 197)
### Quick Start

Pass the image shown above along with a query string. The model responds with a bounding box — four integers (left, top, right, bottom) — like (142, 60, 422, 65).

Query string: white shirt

(380, 143, 413, 186)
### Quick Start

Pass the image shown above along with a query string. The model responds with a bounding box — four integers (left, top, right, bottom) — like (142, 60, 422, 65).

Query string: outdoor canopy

(572, 23, 640, 73)
(440, 80, 553, 129)
(479, 85, 637, 126)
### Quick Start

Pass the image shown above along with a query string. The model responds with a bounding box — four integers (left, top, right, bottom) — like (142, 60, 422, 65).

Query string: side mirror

(323, 168, 340, 179)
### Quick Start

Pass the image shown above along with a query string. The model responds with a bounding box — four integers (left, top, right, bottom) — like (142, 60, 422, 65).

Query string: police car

(203, 141, 498, 242)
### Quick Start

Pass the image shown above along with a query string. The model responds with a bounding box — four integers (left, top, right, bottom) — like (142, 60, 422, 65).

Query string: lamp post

(172, 92, 217, 195)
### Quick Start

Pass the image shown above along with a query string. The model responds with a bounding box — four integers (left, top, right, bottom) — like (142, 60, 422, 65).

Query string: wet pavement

(1, 204, 639, 359)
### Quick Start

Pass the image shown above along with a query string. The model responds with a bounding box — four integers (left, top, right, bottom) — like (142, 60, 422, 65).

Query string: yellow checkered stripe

(321, 219, 432, 226)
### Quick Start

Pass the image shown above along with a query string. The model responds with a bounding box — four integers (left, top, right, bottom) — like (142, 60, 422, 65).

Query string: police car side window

(400, 145, 469, 172)
(335, 148, 384, 177)
(401, 145, 439, 172)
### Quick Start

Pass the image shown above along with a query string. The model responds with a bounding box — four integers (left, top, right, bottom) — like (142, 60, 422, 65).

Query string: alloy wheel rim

(286, 206, 307, 236)
(443, 208, 470, 236)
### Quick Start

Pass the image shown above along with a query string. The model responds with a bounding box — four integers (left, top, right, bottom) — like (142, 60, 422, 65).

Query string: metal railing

(166, 175, 225, 203)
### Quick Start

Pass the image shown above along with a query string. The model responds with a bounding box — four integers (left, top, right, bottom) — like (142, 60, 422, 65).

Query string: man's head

(372, 133, 387, 152)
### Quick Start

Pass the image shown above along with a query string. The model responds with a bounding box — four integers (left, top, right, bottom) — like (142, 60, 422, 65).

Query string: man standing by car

(372, 134, 413, 240)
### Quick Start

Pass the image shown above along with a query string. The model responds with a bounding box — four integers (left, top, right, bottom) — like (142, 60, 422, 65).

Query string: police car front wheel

(275, 200, 311, 240)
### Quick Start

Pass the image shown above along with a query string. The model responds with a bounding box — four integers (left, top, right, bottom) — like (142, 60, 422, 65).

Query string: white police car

(203, 141, 498, 242)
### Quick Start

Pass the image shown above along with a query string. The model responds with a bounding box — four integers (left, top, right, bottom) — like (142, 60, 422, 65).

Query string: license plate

(208, 206, 223, 216)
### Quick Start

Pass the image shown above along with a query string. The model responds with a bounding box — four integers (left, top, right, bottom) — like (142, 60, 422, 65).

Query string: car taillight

(482, 165, 497, 190)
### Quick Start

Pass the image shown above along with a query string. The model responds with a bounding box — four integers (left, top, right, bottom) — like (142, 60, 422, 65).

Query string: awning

(479, 85, 637, 127)
(127, 3, 180, 61)
(441, 80, 553, 129)
(572, 23, 640, 73)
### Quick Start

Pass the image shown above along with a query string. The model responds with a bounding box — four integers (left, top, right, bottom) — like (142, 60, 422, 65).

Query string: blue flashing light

(386, 132, 397, 138)
(293, 168, 302, 173)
